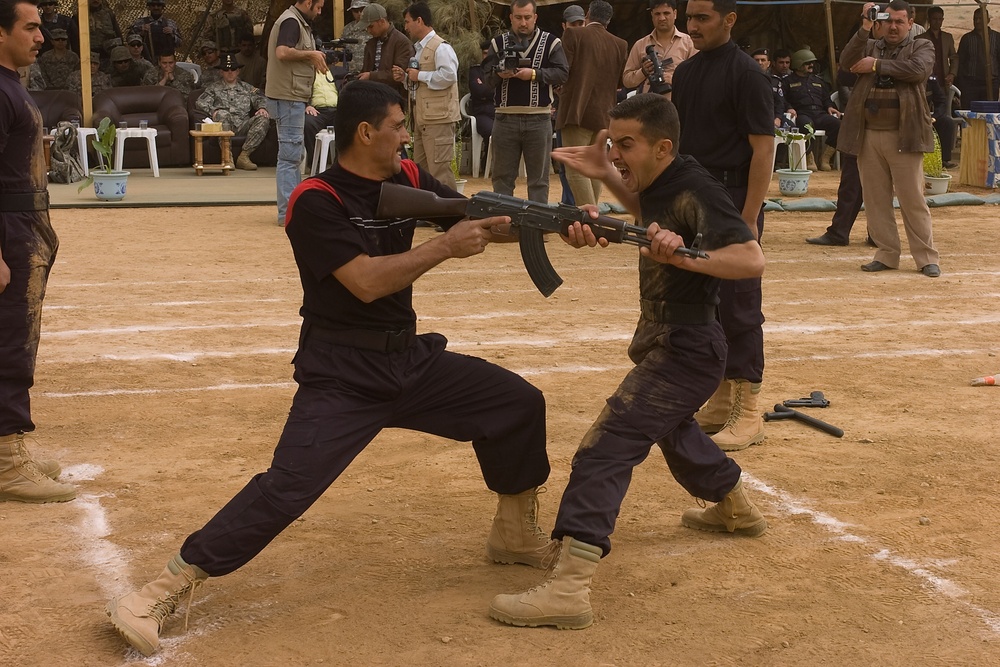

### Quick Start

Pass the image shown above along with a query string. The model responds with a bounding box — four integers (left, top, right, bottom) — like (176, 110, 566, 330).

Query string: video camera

(496, 45, 531, 73)
(318, 38, 357, 67)
(867, 4, 890, 21)
(644, 45, 672, 95)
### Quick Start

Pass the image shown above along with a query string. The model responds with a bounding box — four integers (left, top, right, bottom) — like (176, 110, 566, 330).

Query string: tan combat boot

(235, 152, 257, 171)
(489, 536, 601, 629)
(711, 380, 764, 451)
(0, 433, 76, 503)
(106, 553, 209, 656)
(694, 379, 733, 435)
(681, 478, 767, 536)
(806, 152, 818, 171)
(486, 487, 556, 569)
(823, 144, 838, 170)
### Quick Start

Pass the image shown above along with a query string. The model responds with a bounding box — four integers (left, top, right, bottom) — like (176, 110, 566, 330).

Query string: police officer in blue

(752, 48, 790, 130)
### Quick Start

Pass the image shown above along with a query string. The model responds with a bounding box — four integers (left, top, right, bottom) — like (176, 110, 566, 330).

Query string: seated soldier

(109, 45, 148, 87)
(144, 51, 196, 102)
(36, 27, 79, 90)
(126, 32, 157, 77)
(198, 40, 223, 87)
(68, 51, 112, 95)
(195, 53, 271, 170)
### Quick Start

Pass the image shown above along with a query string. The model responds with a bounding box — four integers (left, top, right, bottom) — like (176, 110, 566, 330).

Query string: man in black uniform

(106, 81, 553, 657)
(489, 93, 767, 630)
(753, 47, 790, 130)
(785, 48, 842, 170)
(0, 0, 76, 503)
(671, 0, 773, 452)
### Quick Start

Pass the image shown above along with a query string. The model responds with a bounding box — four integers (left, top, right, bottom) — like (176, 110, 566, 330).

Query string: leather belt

(704, 168, 748, 189)
(0, 191, 49, 212)
(307, 323, 416, 353)
(640, 299, 717, 325)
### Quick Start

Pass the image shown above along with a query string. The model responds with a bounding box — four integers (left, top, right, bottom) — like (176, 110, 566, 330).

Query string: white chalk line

(744, 474, 1000, 635)
(46, 298, 287, 311)
(43, 381, 296, 398)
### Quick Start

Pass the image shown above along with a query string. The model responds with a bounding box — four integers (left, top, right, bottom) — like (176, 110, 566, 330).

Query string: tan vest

(265, 6, 316, 102)
(414, 34, 460, 126)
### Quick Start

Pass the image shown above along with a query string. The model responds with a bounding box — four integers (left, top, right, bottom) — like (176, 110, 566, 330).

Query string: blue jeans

(270, 98, 306, 223)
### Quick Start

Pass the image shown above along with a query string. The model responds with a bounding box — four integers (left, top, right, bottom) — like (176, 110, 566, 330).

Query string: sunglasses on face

(113, 59, 131, 64)
(52, 37, 68, 41)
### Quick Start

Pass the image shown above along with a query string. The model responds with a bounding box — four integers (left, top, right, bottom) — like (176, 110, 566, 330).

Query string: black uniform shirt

(0, 65, 43, 195)
(285, 161, 463, 332)
(672, 40, 773, 172)
(638, 154, 755, 306)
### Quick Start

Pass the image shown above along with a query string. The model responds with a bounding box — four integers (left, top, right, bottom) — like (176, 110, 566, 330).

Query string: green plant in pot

(77, 117, 130, 201)
(775, 123, 816, 196)
(923, 128, 951, 195)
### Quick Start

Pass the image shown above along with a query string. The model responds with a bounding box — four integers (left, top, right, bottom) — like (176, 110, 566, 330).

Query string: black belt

(307, 323, 416, 353)
(704, 168, 748, 189)
(0, 191, 49, 212)
(640, 299, 717, 325)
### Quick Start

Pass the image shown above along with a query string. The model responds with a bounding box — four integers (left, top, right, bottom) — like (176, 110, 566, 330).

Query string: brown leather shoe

(861, 260, 895, 272)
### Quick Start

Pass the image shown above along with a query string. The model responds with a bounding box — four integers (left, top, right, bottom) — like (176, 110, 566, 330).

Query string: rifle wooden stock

(375, 183, 708, 298)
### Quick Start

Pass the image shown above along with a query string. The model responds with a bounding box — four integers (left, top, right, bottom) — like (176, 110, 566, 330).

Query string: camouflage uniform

(73, 3, 122, 60)
(236, 51, 266, 89)
(340, 20, 370, 75)
(110, 60, 148, 87)
(200, 66, 223, 88)
(26, 63, 47, 91)
(132, 56, 157, 79)
(37, 49, 80, 91)
(130, 15, 182, 62)
(68, 69, 112, 96)
(142, 65, 197, 101)
(212, 5, 255, 53)
(195, 79, 269, 154)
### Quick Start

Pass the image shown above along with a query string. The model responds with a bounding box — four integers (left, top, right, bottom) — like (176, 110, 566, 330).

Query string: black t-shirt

(637, 154, 755, 306)
(672, 40, 774, 172)
(276, 15, 301, 49)
(285, 161, 464, 331)
(0, 66, 44, 195)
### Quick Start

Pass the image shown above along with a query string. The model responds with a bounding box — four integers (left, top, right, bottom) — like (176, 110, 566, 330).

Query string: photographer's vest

(265, 6, 316, 102)
(414, 34, 460, 126)
(492, 29, 558, 113)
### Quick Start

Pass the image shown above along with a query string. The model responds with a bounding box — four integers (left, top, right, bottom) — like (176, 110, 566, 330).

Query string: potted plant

(77, 117, 129, 201)
(774, 124, 815, 196)
(452, 140, 467, 194)
(923, 129, 951, 195)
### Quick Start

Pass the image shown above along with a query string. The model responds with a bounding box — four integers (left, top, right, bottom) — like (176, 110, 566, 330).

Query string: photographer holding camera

(482, 0, 568, 204)
(622, 0, 696, 97)
(840, 0, 940, 278)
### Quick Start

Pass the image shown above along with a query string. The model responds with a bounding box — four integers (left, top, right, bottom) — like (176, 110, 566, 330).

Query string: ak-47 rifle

(376, 182, 709, 298)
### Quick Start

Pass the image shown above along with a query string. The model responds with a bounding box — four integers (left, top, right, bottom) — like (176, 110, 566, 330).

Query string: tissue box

(196, 122, 224, 132)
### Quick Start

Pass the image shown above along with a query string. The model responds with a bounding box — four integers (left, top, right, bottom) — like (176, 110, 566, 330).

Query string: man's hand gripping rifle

(376, 183, 709, 297)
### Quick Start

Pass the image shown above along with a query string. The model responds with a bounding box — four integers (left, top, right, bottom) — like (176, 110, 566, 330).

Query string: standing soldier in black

(0, 0, 76, 504)
(672, 0, 773, 452)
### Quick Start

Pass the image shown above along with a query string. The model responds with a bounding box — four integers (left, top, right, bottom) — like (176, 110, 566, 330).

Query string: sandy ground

(3, 168, 1000, 667)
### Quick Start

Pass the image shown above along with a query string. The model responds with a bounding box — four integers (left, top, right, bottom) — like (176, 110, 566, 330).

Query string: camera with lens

(644, 45, 672, 95)
(867, 4, 890, 21)
(495, 45, 530, 73)
(874, 74, 896, 88)
(318, 38, 357, 67)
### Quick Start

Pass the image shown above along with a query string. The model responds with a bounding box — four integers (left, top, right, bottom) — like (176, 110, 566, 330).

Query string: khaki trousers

(412, 121, 457, 190)
(857, 129, 939, 269)
(560, 125, 603, 206)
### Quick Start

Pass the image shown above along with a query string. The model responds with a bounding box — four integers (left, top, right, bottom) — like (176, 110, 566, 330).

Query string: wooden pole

(334, 0, 344, 38)
(982, 2, 994, 102)
(77, 0, 92, 125)
(824, 0, 837, 93)
(468, 0, 479, 33)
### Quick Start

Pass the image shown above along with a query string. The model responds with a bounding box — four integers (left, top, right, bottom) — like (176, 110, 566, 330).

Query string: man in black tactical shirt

(489, 93, 767, 631)
(671, 0, 774, 452)
(106, 81, 553, 657)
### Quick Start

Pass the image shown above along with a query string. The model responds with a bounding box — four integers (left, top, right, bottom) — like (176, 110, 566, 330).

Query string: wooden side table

(190, 130, 236, 176)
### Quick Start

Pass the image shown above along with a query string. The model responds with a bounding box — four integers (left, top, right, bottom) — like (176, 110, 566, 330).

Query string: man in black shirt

(106, 81, 553, 657)
(490, 93, 767, 630)
(0, 0, 77, 504)
(671, 0, 773, 452)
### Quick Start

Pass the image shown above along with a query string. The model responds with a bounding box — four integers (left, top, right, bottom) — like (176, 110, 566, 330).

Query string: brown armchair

(29, 90, 83, 129)
(187, 87, 278, 167)
(92, 86, 190, 168)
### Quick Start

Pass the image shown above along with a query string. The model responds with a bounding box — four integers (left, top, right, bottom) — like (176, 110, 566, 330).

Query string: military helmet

(791, 49, 818, 71)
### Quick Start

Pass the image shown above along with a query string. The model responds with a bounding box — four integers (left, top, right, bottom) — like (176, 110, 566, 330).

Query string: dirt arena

(3, 166, 1000, 667)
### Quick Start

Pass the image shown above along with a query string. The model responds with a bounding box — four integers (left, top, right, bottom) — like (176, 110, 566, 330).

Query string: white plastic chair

(459, 93, 483, 178)
(310, 128, 336, 175)
(176, 61, 201, 85)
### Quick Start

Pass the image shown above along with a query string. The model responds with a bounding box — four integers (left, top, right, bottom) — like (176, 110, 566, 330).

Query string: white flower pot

(776, 168, 812, 196)
(92, 170, 130, 201)
(454, 178, 467, 195)
(923, 173, 951, 195)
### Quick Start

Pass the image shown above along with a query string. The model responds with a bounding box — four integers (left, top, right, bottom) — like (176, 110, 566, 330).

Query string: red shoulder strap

(285, 178, 343, 228)
(400, 159, 420, 188)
